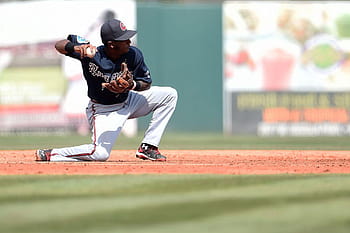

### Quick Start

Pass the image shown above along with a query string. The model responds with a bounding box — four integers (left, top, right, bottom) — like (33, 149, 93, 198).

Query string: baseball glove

(102, 62, 134, 93)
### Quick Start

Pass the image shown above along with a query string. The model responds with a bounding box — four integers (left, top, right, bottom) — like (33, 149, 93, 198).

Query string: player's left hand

(102, 80, 128, 93)
(101, 62, 134, 93)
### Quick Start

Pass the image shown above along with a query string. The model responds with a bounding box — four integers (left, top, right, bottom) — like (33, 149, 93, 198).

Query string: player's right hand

(75, 44, 97, 59)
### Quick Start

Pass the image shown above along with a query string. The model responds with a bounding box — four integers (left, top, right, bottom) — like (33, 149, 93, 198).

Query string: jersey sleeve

(132, 47, 152, 84)
(64, 35, 90, 60)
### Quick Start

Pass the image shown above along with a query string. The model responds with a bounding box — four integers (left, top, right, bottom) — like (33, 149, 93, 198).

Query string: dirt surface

(0, 150, 349, 175)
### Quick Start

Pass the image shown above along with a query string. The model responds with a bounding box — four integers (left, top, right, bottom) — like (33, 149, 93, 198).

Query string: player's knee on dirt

(91, 146, 110, 161)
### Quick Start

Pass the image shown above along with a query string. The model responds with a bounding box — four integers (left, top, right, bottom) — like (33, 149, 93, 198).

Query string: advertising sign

(223, 1, 350, 135)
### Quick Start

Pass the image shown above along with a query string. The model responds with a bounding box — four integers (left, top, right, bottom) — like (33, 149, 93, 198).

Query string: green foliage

(0, 174, 350, 233)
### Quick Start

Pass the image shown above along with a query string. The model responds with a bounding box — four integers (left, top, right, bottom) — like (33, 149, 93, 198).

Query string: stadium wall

(137, 3, 223, 132)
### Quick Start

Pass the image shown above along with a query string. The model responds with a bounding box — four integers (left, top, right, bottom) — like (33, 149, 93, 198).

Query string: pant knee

(170, 87, 178, 99)
(165, 87, 178, 105)
(92, 146, 110, 161)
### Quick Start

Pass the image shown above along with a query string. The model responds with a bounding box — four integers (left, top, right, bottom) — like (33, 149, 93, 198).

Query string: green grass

(1, 133, 349, 233)
(1, 132, 350, 150)
(0, 174, 350, 233)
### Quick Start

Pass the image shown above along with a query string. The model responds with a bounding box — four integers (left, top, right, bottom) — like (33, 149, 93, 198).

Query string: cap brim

(114, 30, 137, 41)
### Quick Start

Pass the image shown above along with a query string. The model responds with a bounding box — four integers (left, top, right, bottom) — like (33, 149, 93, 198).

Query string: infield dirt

(0, 150, 349, 175)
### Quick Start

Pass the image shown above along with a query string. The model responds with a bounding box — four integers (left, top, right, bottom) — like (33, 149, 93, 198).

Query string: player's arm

(55, 36, 96, 59)
(135, 81, 150, 91)
(132, 48, 152, 91)
(55, 39, 71, 54)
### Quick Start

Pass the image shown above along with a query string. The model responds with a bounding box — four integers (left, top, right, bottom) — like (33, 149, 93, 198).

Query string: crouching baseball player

(36, 19, 177, 162)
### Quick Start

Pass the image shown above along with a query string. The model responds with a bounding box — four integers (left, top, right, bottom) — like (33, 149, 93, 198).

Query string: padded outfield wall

(137, 3, 223, 132)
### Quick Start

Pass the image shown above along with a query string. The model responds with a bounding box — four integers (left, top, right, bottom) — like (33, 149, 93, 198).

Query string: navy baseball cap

(101, 19, 137, 43)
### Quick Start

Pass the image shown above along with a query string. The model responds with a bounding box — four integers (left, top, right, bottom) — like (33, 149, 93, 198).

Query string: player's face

(113, 39, 131, 54)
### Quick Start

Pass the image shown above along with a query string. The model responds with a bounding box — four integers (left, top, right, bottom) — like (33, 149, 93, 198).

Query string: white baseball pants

(50, 86, 177, 161)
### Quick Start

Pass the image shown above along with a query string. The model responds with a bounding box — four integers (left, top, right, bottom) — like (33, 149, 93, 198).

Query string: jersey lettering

(88, 62, 123, 82)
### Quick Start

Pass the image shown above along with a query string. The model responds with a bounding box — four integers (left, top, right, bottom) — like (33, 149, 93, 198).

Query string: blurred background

(1, 0, 350, 137)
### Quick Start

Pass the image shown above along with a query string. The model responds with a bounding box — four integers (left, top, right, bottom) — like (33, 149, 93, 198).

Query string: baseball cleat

(136, 143, 166, 161)
(35, 149, 52, 161)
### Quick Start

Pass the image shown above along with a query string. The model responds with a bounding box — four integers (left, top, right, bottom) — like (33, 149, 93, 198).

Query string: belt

(91, 99, 100, 104)
(90, 98, 126, 105)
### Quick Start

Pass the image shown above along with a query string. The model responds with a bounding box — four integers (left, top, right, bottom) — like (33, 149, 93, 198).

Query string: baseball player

(35, 19, 177, 162)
